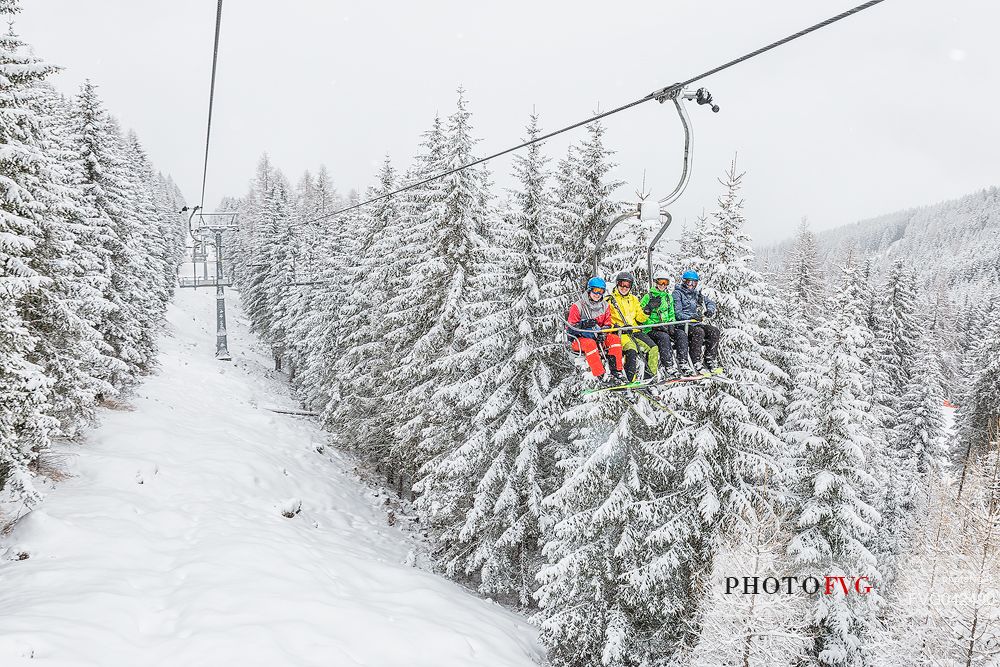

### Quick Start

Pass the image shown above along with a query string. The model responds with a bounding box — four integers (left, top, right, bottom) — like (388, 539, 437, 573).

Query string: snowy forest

(759, 186, 1000, 303)
(760, 187, 1000, 298)
(0, 4, 186, 504)
(224, 88, 999, 666)
(1, 0, 998, 662)
(759, 189, 1000, 408)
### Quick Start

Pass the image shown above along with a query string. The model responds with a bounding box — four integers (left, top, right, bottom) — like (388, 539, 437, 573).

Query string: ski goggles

(682, 278, 698, 289)
(616, 280, 633, 289)
(654, 278, 670, 288)
(588, 287, 606, 296)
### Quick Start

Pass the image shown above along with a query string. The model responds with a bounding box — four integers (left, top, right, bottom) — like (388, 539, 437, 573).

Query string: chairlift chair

(566, 86, 719, 380)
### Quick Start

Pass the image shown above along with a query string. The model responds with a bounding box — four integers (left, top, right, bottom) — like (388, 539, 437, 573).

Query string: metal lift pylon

(178, 206, 238, 361)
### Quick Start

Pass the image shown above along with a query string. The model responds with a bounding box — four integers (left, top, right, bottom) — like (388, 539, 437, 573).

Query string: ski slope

(0, 288, 542, 667)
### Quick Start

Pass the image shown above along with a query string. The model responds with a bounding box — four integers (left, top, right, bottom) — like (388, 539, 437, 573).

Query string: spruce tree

(786, 216, 824, 315)
(121, 130, 171, 362)
(639, 161, 785, 658)
(238, 155, 295, 366)
(870, 260, 929, 581)
(552, 121, 623, 291)
(417, 113, 573, 604)
(0, 19, 56, 498)
(368, 114, 446, 489)
(326, 156, 402, 471)
(535, 404, 670, 667)
(892, 331, 946, 501)
(784, 262, 884, 666)
(68, 81, 149, 388)
(289, 165, 342, 411)
(379, 91, 494, 493)
(956, 309, 1000, 495)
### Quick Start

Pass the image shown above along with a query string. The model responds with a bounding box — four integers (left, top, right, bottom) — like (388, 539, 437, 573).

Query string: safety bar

(566, 319, 700, 336)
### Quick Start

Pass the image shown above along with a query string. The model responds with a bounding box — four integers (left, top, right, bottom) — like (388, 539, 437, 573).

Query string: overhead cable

(199, 0, 225, 210)
(298, 0, 888, 226)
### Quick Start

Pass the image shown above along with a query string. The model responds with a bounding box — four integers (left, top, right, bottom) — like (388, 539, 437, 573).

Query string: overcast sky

(17, 0, 998, 246)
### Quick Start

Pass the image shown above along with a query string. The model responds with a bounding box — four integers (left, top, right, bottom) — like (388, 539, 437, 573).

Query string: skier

(608, 271, 660, 382)
(672, 270, 721, 373)
(567, 277, 624, 381)
(639, 270, 680, 378)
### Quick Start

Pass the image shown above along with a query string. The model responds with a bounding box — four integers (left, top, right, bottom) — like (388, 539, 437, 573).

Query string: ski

(582, 371, 719, 396)
(645, 373, 712, 388)
(706, 370, 748, 385)
(581, 379, 649, 396)
(633, 388, 694, 425)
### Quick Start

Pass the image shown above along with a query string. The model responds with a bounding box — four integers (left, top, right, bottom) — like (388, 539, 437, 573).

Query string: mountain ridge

(758, 185, 1000, 297)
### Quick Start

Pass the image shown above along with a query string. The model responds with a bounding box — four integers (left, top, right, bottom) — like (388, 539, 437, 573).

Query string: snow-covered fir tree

(891, 332, 945, 493)
(68, 81, 151, 388)
(350, 113, 448, 492)
(535, 402, 672, 667)
(636, 162, 785, 660)
(875, 260, 921, 405)
(237, 155, 296, 368)
(417, 113, 574, 605)
(785, 217, 824, 315)
(409, 89, 499, 484)
(325, 156, 403, 474)
(0, 15, 55, 497)
(0, 2, 182, 501)
(868, 260, 935, 580)
(375, 90, 496, 496)
(957, 307, 1000, 494)
(290, 165, 343, 409)
(783, 260, 885, 667)
(552, 121, 624, 290)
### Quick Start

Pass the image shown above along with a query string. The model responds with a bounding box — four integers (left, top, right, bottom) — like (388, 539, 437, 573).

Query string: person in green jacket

(640, 270, 680, 378)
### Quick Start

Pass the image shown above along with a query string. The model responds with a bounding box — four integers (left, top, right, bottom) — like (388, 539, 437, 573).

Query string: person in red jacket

(567, 277, 624, 380)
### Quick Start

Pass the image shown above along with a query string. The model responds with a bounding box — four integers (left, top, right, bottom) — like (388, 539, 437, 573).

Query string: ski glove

(643, 296, 662, 314)
(578, 318, 599, 330)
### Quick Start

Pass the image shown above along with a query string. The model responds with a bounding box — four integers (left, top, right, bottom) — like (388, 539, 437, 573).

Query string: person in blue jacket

(672, 270, 721, 373)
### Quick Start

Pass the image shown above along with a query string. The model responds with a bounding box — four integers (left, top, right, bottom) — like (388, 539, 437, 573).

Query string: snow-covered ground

(0, 287, 542, 666)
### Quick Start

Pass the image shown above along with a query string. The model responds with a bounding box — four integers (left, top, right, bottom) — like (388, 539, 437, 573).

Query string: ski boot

(704, 358, 724, 376)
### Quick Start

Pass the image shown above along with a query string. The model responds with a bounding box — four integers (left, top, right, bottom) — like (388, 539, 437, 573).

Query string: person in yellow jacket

(607, 271, 660, 382)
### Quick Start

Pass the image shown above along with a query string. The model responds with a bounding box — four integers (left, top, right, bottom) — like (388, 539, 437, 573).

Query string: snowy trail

(0, 288, 542, 667)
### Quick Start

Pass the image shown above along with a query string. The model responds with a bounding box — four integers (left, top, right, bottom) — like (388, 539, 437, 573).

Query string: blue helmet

(682, 270, 700, 281)
(587, 276, 607, 292)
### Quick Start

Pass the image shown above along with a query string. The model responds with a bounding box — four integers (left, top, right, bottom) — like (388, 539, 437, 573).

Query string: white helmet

(652, 268, 671, 284)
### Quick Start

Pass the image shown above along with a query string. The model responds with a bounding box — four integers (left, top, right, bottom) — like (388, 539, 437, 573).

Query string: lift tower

(178, 207, 238, 361)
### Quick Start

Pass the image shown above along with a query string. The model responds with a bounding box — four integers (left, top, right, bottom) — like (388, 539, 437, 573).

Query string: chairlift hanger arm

(180, 205, 202, 241)
(645, 88, 720, 287)
(592, 210, 640, 278)
(592, 88, 718, 281)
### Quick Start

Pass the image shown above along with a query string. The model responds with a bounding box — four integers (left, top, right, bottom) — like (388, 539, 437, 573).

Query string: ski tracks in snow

(0, 289, 542, 667)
